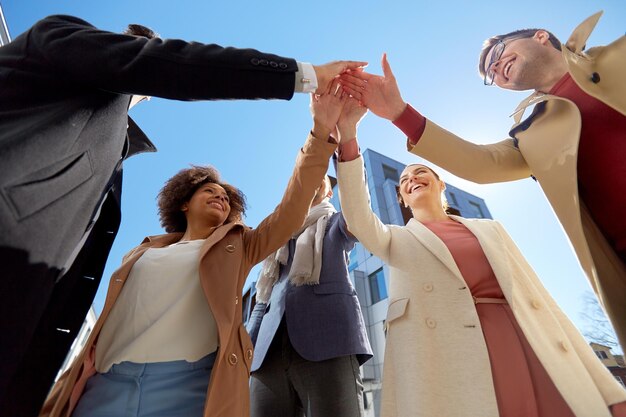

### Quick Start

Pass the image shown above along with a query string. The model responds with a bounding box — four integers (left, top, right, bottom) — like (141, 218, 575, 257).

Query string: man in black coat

(0, 14, 365, 415)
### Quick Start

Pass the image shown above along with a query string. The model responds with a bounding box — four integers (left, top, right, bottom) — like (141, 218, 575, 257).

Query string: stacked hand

(339, 53, 407, 121)
(310, 78, 348, 140)
(313, 60, 367, 95)
(337, 97, 367, 143)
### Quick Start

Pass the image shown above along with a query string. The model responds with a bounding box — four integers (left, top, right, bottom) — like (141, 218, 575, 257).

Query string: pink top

(421, 219, 501, 297)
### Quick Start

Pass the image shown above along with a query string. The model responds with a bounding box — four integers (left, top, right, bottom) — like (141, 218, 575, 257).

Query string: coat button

(225, 244, 236, 253)
(259, 59, 269, 66)
(531, 299, 541, 309)
(279, 62, 288, 69)
(250, 58, 260, 65)
(590, 72, 600, 83)
(423, 283, 434, 292)
(228, 353, 238, 365)
(559, 340, 569, 352)
(235, 296, 239, 305)
(246, 349, 253, 361)
(425, 318, 437, 329)
(270, 61, 278, 68)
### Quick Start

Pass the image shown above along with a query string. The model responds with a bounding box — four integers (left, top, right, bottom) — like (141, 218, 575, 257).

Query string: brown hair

(396, 164, 449, 212)
(157, 165, 247, 233)
(478, 28, 561, 77)
(123, 24, 159, 39)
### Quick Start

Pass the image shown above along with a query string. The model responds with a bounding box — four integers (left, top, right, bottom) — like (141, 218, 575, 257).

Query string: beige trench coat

(39, 133, 336, 417)
(409, 11, 626, 348)
(338, 156, 626, 417)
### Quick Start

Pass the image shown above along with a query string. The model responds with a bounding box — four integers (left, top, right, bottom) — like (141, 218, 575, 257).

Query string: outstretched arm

(334, 98, 393, 262)
(337, 155, 393, 264)
(341, 53, 531, 184)
(244, 79, 346, 265)
(26, 15, 365, 101)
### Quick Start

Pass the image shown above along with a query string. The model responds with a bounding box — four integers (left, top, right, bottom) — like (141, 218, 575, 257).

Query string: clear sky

(3, 0, 624, 350)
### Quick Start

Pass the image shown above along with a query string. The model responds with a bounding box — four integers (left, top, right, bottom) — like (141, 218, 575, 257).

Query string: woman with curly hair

(40, 79, 347, 417)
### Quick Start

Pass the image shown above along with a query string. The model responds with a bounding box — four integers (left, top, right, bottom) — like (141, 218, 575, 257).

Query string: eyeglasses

(483, 40, 506, 86)
(483, 36, 526, 86)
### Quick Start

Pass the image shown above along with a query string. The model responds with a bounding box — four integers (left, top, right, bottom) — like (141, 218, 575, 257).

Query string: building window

(468, 201, 486, 218)
(349, 249, 359, 271)
(595, 350, 609, 360)
(382, 164, 399, 182)
(369, 267, 388, 304)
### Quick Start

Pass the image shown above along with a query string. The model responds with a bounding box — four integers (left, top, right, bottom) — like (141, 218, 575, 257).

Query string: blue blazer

(247, 212, 372, 371)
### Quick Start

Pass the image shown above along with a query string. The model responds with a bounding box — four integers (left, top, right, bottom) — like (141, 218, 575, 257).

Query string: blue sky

(3, 0, 624, 349)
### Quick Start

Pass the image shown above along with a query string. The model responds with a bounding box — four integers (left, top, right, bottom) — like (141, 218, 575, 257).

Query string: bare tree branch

(580, 291, 619, 348)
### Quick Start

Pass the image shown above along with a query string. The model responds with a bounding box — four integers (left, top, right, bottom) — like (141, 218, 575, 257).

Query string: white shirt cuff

(295, 62, 318, 93)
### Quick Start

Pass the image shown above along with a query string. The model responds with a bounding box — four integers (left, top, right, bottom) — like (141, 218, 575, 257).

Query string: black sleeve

(26, 15, 298, 100)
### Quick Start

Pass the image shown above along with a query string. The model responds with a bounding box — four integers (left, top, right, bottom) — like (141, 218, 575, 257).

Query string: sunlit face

(182, 183, 231, 227)
(398, 164, 444, 210)
(484, 32, 553, 91)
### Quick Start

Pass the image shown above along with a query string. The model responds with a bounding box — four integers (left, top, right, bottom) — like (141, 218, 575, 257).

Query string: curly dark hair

(157, 165, 247, 233)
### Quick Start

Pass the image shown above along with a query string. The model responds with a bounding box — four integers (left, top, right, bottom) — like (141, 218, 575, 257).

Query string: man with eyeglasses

(340, 11, 626, 351)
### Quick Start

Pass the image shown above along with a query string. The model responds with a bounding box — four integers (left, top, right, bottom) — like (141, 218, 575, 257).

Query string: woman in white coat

(334, 99, 626, 417)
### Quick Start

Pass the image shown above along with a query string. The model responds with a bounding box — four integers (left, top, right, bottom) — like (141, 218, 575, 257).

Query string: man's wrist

(295, 62, 318, 93)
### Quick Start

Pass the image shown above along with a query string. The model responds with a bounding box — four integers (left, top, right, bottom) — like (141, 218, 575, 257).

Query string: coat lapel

(199, 222, 243, 259)
(404, 218, 465, 283)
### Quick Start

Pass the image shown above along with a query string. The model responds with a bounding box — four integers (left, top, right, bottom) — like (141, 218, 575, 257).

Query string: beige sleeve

(409, 120, 532, 184)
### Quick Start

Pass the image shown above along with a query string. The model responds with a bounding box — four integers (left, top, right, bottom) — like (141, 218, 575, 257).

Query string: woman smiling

(40, 80, 347, 417)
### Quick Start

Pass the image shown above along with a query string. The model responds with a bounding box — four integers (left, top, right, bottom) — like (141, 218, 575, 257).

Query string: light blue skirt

(72, 352, 216, 417)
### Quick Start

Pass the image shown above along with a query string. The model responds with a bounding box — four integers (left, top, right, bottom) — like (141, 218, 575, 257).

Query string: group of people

(0, 9, 624, 417)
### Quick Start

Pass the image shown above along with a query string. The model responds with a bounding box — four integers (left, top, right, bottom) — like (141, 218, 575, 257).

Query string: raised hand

(310, 77, 347, 140)
(339, 53, 406, 121)
(313, 60, 368, 94)
(337, 98, 368, 143)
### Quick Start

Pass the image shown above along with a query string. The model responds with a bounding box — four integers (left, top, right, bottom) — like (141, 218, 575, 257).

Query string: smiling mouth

(409, 184, 425, 194)
(208, 202, 223, 211)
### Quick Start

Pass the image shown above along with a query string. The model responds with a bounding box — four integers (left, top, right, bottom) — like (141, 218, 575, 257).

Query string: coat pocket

(3, 151, 93, 221)
(384, 298, 410, 332)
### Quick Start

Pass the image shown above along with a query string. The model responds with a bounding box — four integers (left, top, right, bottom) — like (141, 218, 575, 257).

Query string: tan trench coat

(39, 133, 336, 417)
(409, 11, 626, 348)
(338, 156, 626, 417)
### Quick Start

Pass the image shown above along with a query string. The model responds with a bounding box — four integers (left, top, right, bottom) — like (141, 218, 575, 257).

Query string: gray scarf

(255, 200, 336, 303)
